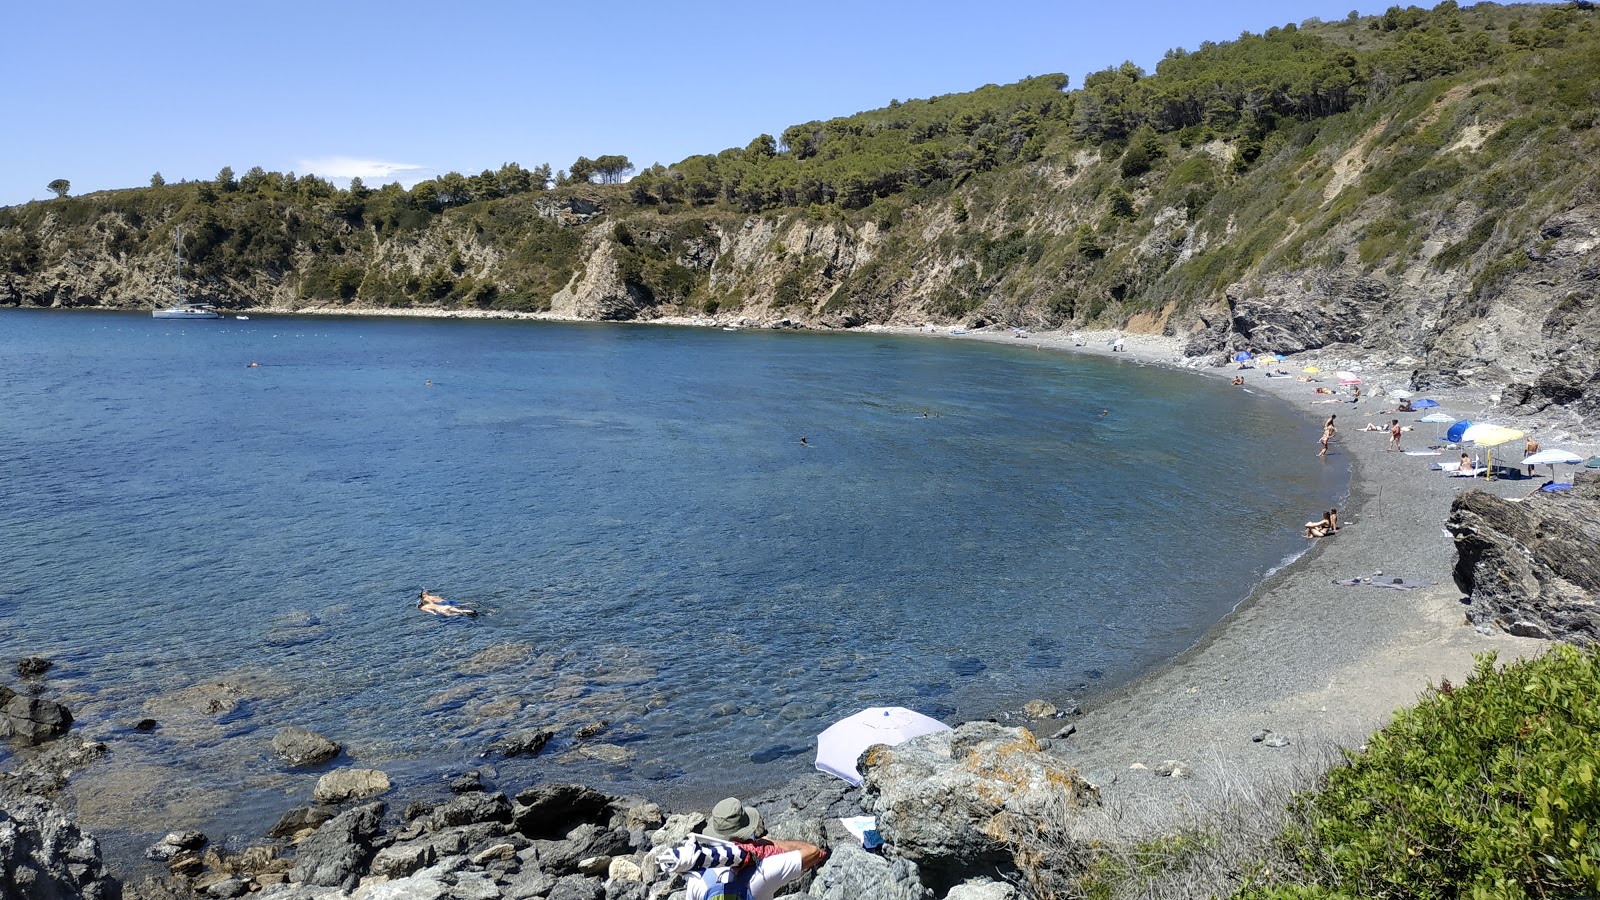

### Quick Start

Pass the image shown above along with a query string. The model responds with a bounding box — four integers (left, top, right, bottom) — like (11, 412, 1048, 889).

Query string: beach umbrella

(1233, 351, 1252, 362)
(1412, 399, 1439, 409)
(1588, 456, 1600, 469)
(1462, 423, 1524, 446)
(1521, 448, 1583, 483)
(815, 707, 952, 786)
(1446, 421, 1472, 443)
(1272, 353, 1286, 361)
(1419, 413, 1455, 424)
(1302, 366, 1320, 374)
(1462, 424, 1524, 479)
(1335, 370, 1359, 381)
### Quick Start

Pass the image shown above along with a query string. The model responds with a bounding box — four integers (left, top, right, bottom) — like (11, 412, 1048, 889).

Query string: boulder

(861, 722, 1099, 891)
(946, 879, 1018, 900)
(313, 768, 391, 804)
(500, 870, 558, 900)
(146, 830, 208, 861)
(807, 841, 933, 900)
(287, 801, 385, 891)
(0, 793, 118, 900)
(17, 657, 53, 677)
(487, 728, 554, 759)
(369, 842, 436, 879)
(546, 874, 605, 900)
(512, 783, 615, 839)
(1448, 484, 1600, 644)
(446, 871, 500, 900)
(426, 792, 512, 831)
(269, 805, 339, 839)
(3, 694, 74, 745)
(271, 727, 341, 767)
(522, 823, 630, 876)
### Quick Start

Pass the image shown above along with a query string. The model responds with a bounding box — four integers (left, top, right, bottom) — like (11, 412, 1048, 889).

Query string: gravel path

(873, 324, 1597, 829)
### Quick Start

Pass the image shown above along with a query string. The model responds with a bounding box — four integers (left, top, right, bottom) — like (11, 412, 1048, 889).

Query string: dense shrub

(1239, 646, 1600, 900)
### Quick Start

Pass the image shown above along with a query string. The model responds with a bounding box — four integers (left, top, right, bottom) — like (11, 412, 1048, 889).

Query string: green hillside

(3, 1, 1598, 418)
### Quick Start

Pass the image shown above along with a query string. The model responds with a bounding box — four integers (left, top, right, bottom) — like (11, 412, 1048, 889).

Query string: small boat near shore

(236, 315, 250, 320)
(152, 226, 219, 320)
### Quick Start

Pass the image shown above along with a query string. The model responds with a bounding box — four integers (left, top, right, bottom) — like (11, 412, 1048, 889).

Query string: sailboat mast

(174, 225, 183, 306)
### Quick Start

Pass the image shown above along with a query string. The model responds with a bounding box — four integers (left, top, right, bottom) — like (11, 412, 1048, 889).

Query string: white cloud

(298, 157, 429, 187)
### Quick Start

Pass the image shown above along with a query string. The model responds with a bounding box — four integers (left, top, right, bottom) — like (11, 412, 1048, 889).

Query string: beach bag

(699, 867, 755, 900)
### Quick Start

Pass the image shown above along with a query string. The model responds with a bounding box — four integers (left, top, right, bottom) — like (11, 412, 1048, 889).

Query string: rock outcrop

(860, 722, 1100, 891)
(270, 728, 340, 768)
(1447, 479, 1600, 643)
(0, 793, 119, 900)
(0, 687, 73, 746)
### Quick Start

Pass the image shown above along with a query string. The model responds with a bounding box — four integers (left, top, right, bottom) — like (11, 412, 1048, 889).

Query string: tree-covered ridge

(627, 75, 1072, 211)
(1, 1, 1596, 322)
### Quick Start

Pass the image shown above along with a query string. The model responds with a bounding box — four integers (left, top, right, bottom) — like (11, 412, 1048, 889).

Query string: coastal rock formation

(0, 793, 118, 900)
(270, 728, 340, 768)
(286, 802, 385, 891)
(1447, 481, 1600, 644)
(0, 688, 74, 746)
(860, 721, 1100, 890)
(311, 769, 390, 805)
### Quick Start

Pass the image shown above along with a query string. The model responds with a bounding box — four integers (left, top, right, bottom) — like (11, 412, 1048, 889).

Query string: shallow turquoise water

(0, 309, 1344, 845)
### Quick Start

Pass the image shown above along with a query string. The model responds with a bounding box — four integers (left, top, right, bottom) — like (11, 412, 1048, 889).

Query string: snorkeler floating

(418, 589, 477, 617)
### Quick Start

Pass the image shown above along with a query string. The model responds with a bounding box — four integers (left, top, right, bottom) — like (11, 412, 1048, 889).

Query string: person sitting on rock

(418, 589, 477, 617)
(672, 797, 827, 900)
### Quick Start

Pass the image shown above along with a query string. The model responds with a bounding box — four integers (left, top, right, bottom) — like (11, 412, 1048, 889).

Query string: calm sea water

(0, 309, 1344, 851)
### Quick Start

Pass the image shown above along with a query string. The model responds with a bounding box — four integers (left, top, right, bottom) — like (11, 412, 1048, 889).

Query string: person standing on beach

(1525, 436, 1540, 476)
(1319, 415, 1336, 458)
(1388, 418, 1402, 451)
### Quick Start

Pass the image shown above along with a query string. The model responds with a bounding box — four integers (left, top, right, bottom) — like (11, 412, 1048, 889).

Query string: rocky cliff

(1447, 478, 1600, 644)
(3, 5, 1598, 427)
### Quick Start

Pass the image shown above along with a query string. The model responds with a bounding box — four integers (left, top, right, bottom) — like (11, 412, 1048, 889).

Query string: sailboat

(153, 226, 219, 319)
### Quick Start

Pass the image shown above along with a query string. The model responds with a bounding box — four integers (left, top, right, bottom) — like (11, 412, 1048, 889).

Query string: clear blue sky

(2, 0, 1388, 208)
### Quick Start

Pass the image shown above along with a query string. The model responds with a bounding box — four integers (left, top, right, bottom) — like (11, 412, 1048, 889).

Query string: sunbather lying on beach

(418, 589, 477, 617)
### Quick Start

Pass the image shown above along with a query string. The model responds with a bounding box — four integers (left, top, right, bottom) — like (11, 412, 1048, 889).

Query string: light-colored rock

(946, 879, 1018, 900)
(370, 843, 436, 879)
(314, 768, 391, 804)
(1021, 699, 1057, 718)
(861, 722, 1099, 885)
(607, 856, 643, 882)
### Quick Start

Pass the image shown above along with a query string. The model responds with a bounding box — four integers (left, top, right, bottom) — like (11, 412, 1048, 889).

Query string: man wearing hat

(685, 797, 826, 900)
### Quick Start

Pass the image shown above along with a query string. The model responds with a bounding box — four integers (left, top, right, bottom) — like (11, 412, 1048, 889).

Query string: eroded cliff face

(1447, 482, 1600, 644)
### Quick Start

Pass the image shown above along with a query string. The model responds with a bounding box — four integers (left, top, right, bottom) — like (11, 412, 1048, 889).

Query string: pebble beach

(877, 323, 1597, 827)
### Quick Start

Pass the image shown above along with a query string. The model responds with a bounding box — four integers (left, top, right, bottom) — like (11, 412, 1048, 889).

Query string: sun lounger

(1450, 467, 1487, 478)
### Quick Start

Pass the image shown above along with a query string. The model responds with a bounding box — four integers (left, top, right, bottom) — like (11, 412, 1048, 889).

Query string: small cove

(0, 309, 1347, 855)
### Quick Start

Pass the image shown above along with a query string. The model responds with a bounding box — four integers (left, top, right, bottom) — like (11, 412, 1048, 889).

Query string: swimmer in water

(418, 590, 477, 617)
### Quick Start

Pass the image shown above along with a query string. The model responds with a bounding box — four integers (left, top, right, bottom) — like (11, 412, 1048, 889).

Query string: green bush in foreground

(1240, 646, 1600, 900)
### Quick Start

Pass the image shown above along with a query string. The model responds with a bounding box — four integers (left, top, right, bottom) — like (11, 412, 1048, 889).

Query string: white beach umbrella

(1419, 413, 1455, 424)
(1521, 448, 1583, 483)
(815, 707, 951, 785)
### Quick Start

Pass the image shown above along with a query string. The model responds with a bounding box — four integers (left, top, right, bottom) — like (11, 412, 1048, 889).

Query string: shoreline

(872, 323, 1594, 824)
(12, 306, 1598, 851)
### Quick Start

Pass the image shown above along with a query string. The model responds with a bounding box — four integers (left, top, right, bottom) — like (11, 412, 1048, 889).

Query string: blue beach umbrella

(1446, 420, 1472, 443)
(1233, 351, 1252, 362)
(1412, 398, 1440, 409)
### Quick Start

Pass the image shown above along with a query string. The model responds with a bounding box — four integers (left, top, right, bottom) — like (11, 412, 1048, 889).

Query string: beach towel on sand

(1334, 577, 1430, 590)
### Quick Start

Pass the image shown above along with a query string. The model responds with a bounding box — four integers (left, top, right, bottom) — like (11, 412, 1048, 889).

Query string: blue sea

(0, 309, 1345, 852)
